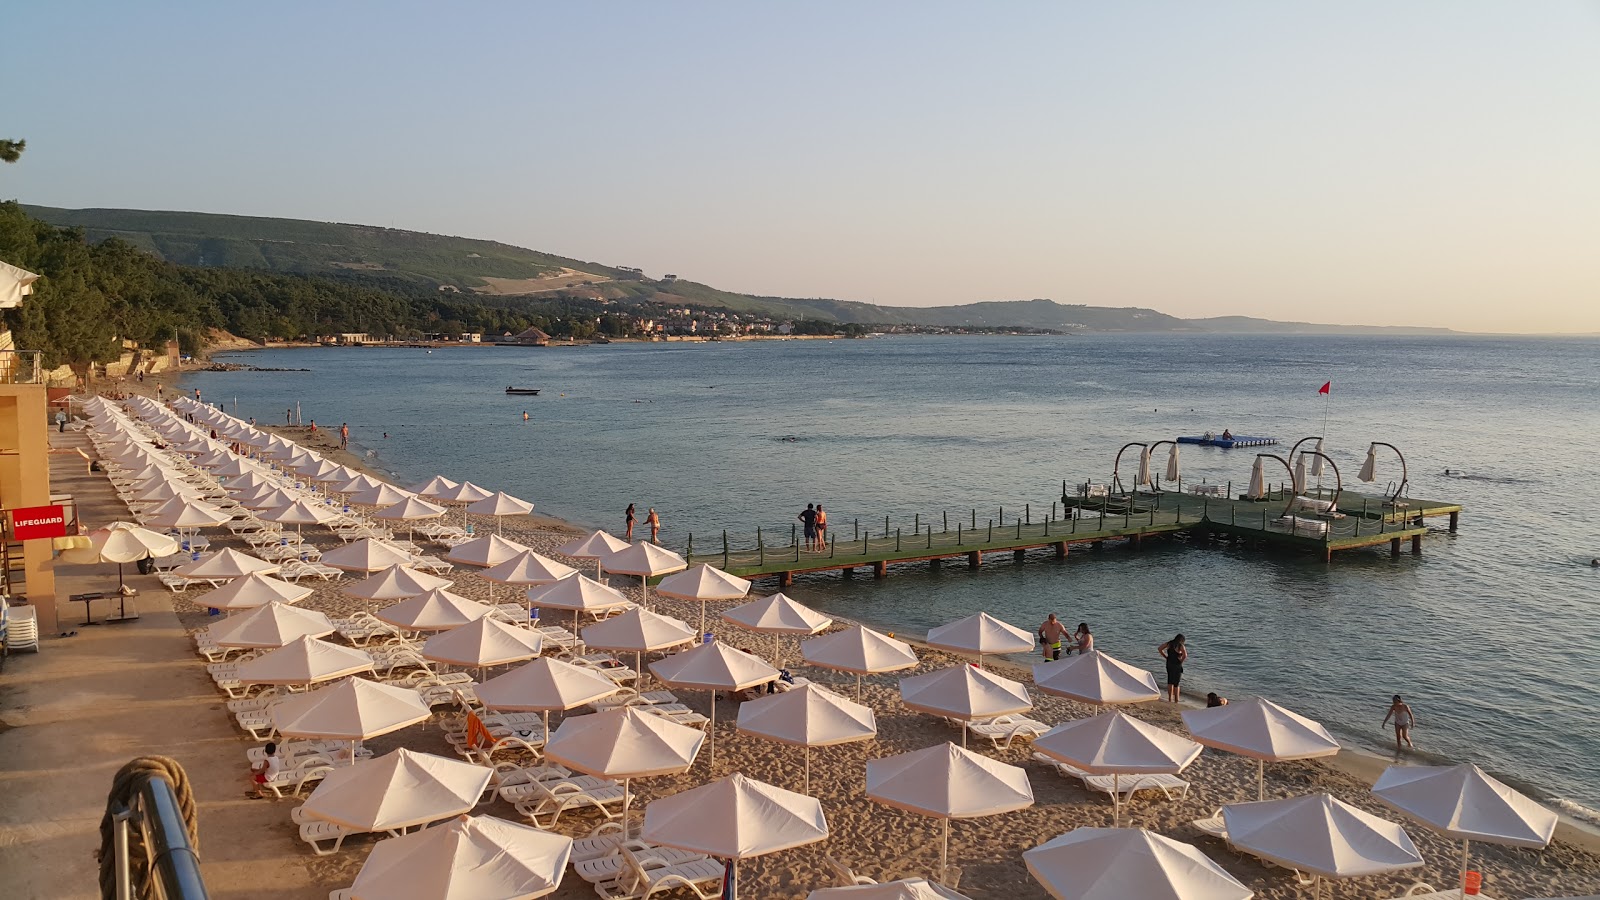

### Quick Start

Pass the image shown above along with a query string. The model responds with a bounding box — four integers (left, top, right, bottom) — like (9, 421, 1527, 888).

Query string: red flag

(1318, 381, 1331, 395)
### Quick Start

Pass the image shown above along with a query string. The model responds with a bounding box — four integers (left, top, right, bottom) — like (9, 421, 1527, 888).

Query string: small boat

(504, 387, 541, 396)
(1177, 435, 1277, 448)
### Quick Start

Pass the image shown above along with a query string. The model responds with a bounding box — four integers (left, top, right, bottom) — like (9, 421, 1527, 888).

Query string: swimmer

(522, 411, 529, 422)
(1591, 558, 1599, 568)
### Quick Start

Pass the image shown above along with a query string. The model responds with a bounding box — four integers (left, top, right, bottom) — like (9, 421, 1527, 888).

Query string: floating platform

(1176, 435, 1278, 448)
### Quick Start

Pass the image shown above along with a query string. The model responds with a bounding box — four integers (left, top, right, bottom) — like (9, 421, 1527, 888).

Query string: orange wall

(0, 385, 58, 632)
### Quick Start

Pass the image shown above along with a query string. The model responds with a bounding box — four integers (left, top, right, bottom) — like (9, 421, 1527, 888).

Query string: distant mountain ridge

(23, 205, 1458, 334)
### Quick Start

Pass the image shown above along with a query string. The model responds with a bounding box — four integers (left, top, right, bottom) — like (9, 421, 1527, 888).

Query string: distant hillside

(1187, 316, 1457, 336)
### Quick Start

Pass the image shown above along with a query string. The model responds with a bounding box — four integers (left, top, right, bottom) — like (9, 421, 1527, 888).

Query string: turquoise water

(186, 334, 1600, 813)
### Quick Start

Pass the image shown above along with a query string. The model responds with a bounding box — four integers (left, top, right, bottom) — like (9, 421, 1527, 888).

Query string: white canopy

(0, 259, 41, 307)
(257, 498, 340, 528)
(240, 487, 301, 510)
(1033, 651, 1161, 705)
(445, 533, 532, 568)
(544, 707, 705, 831)
(235, 635, 374, 685)
(61, 524, 179, 565)
(480, 549, 578, 586)
(372, 495, 448, 521)
(476, 658, 621, 714)
(348, 814, 571, 900)
(722, 593, 833, 664)
(1222, 793, 1423, 880)
(803, 625, 919, 699)
(557, 530, 630, 559)
(131, 481, 204, 505)
(330, 473, 385, 494)
(807, 881, 972, 900)
(466, 490, 535, 518)
(602, 541, 688, 578)
(1035, 711, 1202, 825)
(649, 641, 779, 692)
(1023, 827, 1253, 900)
(174, 548, 279, 580)
(343, 565, 453, 602)
(581, 607, 697, 653)
(348, 483, 416, 507)
(409, 475, 462, 498)
(1247, 456, 1267, 499)
(194, 572, 314, 611)
(642, 772, 828, 866)
(144, 497, 233, 530)
(320, 538, 415, 573)
(376, 588, 498, 631)
(1182, 698, 1341, 800)
(429, 480, 495, 504)
(925, 612, 1035, 664)
(866, 742, 1034, 884)
(737, 683, 876, 793)
(422, 616, 543, 668)
(525, 573, 631, 612)
(657, 563, 753, 633)
(207, 601, 334, 648)
(302, 748, 491, 834)
(900, 664, 1033, 729)
(271, 677, 433, 742)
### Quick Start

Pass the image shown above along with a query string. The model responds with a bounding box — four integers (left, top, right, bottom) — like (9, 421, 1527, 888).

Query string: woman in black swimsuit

(1158, 633, 1187, 702)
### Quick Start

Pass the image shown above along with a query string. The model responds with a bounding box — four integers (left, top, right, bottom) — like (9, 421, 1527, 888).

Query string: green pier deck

(679, 486, 1462, 586)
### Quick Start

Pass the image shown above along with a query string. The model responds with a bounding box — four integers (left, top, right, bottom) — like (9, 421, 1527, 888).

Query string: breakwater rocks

(192, 362, 311, 373)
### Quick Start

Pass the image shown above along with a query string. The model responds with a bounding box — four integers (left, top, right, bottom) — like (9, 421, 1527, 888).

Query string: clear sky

(7, 2, 1600, 332)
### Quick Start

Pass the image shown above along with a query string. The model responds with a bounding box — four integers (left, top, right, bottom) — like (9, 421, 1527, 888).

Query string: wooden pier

(679, 487, 1463, 586)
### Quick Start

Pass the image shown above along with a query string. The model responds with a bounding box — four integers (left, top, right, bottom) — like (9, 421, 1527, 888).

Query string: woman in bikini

(1382, 695, 1416, 751)
(625, 504, 636, 541)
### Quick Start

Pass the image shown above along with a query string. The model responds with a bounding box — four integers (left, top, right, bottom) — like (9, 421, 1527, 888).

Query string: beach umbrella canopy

(315, 464, 364, 485)
(343, 565, 453, 603)
(480, 549, 578, 587)
(807, 880, 972, 900)
(444, 533, 531, 568)
(298, 459, 345, 482)
(376, 588, 498, 631)
(1372, 763, 1557, 894)
(476, 657, 621, 735)
(224, 471, 275, 494)
(1136, 445, 1153, 487)
(372, 495, 448, 522)
(409, 475, 462, 498)
(208, 601, 335, 649)
(258, 497, 341, 529)
(236, 635, 375, 686)
(737, 682, 876, 793)
(722, 593, 833, 664)
(321, 538, 415, 573)
(130, 480, 205, 505)
(173, 548, 280, 580)
(1358, 443, 1379, 483)
(867, 742, 1034, 884)
(545, 707, 706, 832)
(348, 814, 572, 900)
(330, 473, 386, 495)
(581, 607, 697, 654)
(525, 573, 631, 613)
(61, 523, 179, 565)
(1182, 698, 1341, 800)
(925, 612, 1035, 667)
(802, 625, 920, 699)
(650, 641, 779, 766)
(422, 616, 543, 670)
(1166, 444, 1182, 484)
(195, 572, 315, 611)
(1035, 711, 1203, 825)
(603, 541, 688, 578)
(271, 676, 433, 742)
(1033, 651, 1161, 706)
(1310, 438, 1326, 477)
(348, 483, 416, 508)
(1222, 793, 1423, 881)
(658, 564, 752, 633)
(1293, 453, 1308, 494)
(429, 480, 496, 509)
(555, 529, 630, 578)
(241, 487, 303, 511)
(900, 664, 1033, 743)
(144, 497, 233, 530)
(1023, 827, 1253, 900)
(301, 748, 492, 834)
(466, 490, 535, 518)
(1247, 456, 1267, 499)
(643, 772, 828, 898)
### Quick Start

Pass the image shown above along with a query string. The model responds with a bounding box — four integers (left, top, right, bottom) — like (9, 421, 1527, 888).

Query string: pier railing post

(972, 509, 976, 528)
(885, 515, 890, 538)
(915, 513, 920, 532)
(1000, 505, 1004, 525)
(1016, 520, 1022, 540)
(957, 523, 963, 546)
(1026, 503, 1030, 524)
(791, 523, 797, 548)
(686, 533, 694, 565)
(926, 526, 932, 549)
(722, 530, 729, 569)
(896, 529, 901, 552)
(854, 519, 859, 540)
(863, 532, 868, 555)
(988, 519, 993, 542)
(943, 511, 949, 532)
(758, 527, 765, 565)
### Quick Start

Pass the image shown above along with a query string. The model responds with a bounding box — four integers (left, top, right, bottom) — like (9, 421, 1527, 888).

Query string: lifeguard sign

(10, 505, 68, 541)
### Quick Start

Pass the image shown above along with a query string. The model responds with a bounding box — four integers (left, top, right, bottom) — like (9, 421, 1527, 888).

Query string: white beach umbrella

(376, 588, 497, 632)
(1222, 794, 1423, 891)
(899, 664, 1033, 745)
(480, 549, 578, 590)
(925, 611, 1035, 668)
(807, 880, 972, 900)
(1293, 452, 1308, 494)
(656, 563, 752, 635)
(1023, 827, 1253, 900)
(58, 523, 181, 592)
(173, 548, 280, 580)
(224, 471, 275, 495)
(1166, 444, 1182, 485)
(476, 657, 621, 736)
(343, 565, 453, 604)
(1182, 698, 1341, 800)
(642, 772, 828, 899)
(465, 490, 535, 533)
(430, 480, 495, 504)
(556, 529, 631, 579)
(298, 458, 345, 482)
(214, 457, 270, 480)
(422, 616, 543, 678)
(235, 635, 375, 686)
(1136, 445, 1153, 488)
(649, 641, 779, 767)
(373, 494, 448, 542)
(580, 607, 698, 678)
(195, 572, 314, 611)
(271, 676, 433, 744)
(737, 683, 876, 793)
(258, 497, 340, 534)
(130, 480, 205, 506)
(544, 707, 705, 833)
(1358, 443, 1379, 483)
(721, 593, 833, 665)
(526, 573, 634, 647)
(301, 748, 492, 835)
(1247, 456, 1267, 499)
(1034, 711, 1203, 825)
(409, 474, 462, 498)
(866, 742, 1035, 885)
(320, 538, 415, 573)
(602, 541, 688, 607)
(1372, 763, 1557, 897)
(1310, 438, 1326, 477)
(240, 487, 303, 511)
(802, 625, 920, 700)
(347, 813, 572, 900)
(208, 601, 335, 649)
(330, 473, 385, 495)
(348, 483, 416, 508)
(315, 464, 364, 486)
(1033, 651, 1162, 706)
(445, 533, 531, 568)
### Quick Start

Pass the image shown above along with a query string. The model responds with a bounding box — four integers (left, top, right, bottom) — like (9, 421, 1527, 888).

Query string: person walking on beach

(1038, 614, 1069, 661)
(815, 504, 828, 550)
(1382, 695, 1416, 751)
(1158, 634, 1187, 702)
(625, 504, 636, 541)
(646, 508, 660, 543)
(798, 504, 818, 551)
(339, 423, 349, 449)
(1072, 622, 1094, 656)
(286, 407, 293, 425)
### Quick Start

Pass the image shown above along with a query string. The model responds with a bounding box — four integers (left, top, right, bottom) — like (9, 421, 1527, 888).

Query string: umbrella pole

(941, 818, 950, 885)
(1459, 839, 1470, 899)
(856, 674, 863, 701)
(1259, 759, 1266, 801)
(804, 747, 811, 795)
(1112, 774, 1121, 827)
(641, 575, 648, 609)
(774, 633, 781, 666)
(709, 689, 717, 769)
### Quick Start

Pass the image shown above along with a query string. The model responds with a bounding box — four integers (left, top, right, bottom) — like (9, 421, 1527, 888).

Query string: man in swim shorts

(798, 504, 818, 551)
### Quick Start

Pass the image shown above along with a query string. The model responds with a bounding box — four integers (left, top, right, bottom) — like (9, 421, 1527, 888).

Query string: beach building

(0, 259, 61, 633)
(504, 326, 552, 346)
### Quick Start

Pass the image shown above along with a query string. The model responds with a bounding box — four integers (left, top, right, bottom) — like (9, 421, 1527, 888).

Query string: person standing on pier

(1158, 634, 1187, 702)
(815, 504, 828, 550)
(1038, 614, 1069, 660)
(625, 504, 636, 541)
(646, 508, 661, 543)
(798, 504, 818, 551)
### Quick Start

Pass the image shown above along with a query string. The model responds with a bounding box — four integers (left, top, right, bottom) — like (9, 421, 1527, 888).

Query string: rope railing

(98, 756, 207, 900)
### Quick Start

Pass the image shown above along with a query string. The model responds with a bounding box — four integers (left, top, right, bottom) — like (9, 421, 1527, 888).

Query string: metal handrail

(115, 774, 209, 900)
(0, 349, 44, 384)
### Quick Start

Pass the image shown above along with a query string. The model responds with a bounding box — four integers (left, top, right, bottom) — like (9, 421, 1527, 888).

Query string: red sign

(11, 505, 68, 541)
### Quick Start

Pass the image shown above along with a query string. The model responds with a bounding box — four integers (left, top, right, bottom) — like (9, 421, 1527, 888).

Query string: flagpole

(1318, 380, 1332, 492)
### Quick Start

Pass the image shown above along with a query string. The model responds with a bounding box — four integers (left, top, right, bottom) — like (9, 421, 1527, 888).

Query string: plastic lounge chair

(577, 845, 711, 883)
(1383, 886, 1498, 900)
(967, 714, 1050, 749)
(1191, 808, 1229, 841)
(511, 776, 629, 829)
(591, 690, 680, 711)
(4, 606, 40, 653)
(594, 846, 725, 900)
(825, 855, 878, 886)
(259, 762, 335, 799)
(1032, 754, 1192, 802)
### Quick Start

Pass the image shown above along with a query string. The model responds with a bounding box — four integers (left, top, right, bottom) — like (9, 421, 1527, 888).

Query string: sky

(6, 2, 1600, 333)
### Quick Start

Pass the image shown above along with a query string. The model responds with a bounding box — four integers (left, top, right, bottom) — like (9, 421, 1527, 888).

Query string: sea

(184, 333, 1600, 816)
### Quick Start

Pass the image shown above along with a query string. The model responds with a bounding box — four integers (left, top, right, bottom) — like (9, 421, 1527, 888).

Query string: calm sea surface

(187, 334, 1600, 813)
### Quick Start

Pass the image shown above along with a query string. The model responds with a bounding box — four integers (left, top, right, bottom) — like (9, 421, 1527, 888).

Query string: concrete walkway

(0, 431, 320, 899)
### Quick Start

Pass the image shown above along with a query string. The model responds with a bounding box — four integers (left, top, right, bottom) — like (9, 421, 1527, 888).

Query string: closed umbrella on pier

(899, 664, 1033, 746)
(1247, 456, 1267, 499)
(465, 491, 535, 534)
(556, 530, 630, 580)
(1166, 444, 1181, 485)
(656, 563, 752, 635)
(802, 625, 919, 700)
(1136, 445, 1153, 488)
(1182, 697, 1340, 800)
(196, 571, 314, 612)
(1310, 438, 1326, 477)
(476, 657, 621, 737)
(1293, 453, 1307, 495)
(602, 542, 688, 608)
(345, 814, 572, 900)
(1033, 651, 1161, 706)
(722, 593, 833, 665)
(649, 641, 779, 767)
(737, 683, 876, 793)
(1034, 711, 1202, 826)
(1358, 443, 1378, 483)
(925, 611, 1034, 669)
(1024, 827, 1253, 900)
